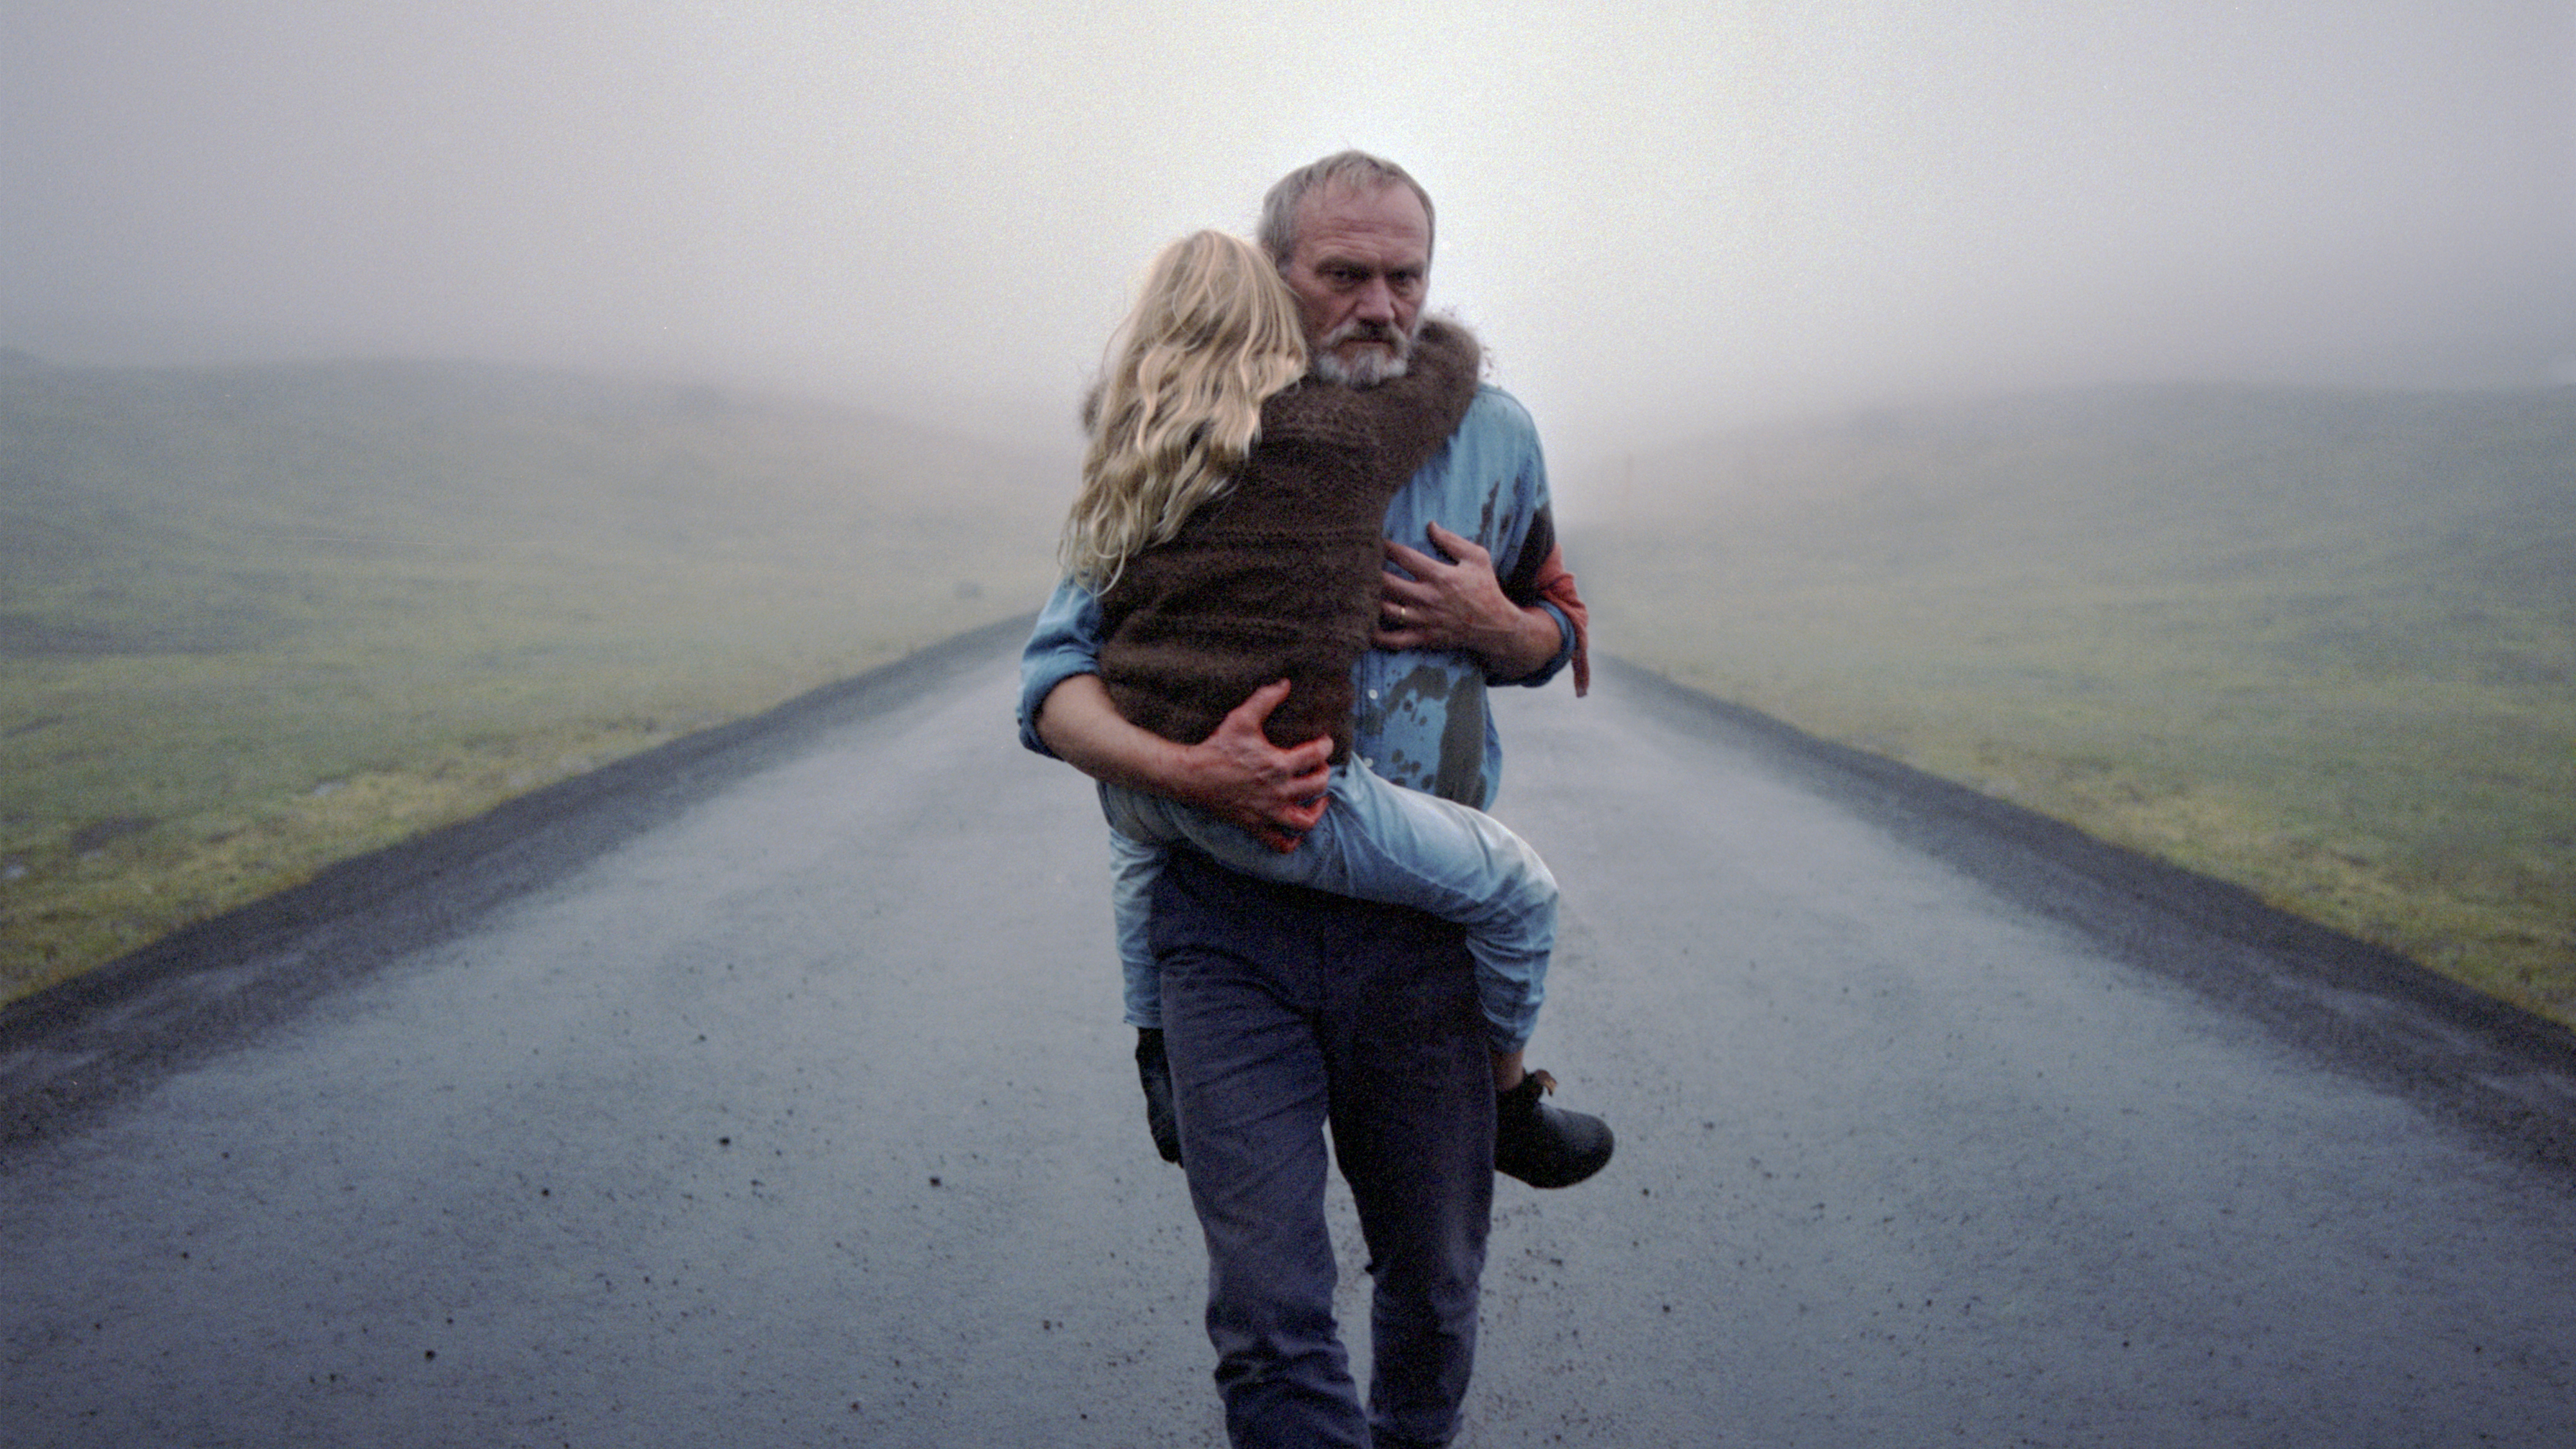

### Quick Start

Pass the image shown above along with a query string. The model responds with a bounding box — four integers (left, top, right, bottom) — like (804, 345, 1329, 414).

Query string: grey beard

(1312, 319, 1414, 388)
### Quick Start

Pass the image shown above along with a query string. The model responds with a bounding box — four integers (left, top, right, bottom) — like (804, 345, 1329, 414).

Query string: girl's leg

(1103, 813, 1184, 1164)
(1097, 769, 1554, 1055)
(1104, 822, 1166, 1029)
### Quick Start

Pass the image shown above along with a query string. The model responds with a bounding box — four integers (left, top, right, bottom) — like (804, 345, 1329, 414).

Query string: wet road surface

(5, 620, 2573, 1446)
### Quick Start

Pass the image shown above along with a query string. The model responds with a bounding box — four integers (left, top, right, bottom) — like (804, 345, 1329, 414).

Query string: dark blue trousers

(1151, 848, 1495, 1449)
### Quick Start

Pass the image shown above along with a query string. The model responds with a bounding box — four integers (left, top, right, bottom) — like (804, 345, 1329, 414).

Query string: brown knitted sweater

(1097, 319, 1482, 762)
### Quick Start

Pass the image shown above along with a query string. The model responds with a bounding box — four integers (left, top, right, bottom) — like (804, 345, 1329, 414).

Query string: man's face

(1281, 182, 1430, 388)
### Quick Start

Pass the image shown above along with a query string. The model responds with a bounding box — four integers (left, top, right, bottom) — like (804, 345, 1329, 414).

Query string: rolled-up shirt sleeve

(1512, 599, 1578, 690)
(1018, 576, 1109, 758)
(1490, 504, 1587, 696)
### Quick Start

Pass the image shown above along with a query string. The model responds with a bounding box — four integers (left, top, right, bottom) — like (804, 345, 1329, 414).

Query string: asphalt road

(5, 620, 2573, 1446)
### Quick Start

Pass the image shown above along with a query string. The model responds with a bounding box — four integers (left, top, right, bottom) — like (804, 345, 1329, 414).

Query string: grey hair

(1256, 151, 1436, 267)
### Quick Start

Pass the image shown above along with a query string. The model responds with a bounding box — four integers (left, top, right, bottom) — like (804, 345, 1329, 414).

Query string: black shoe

(1135, 1028, 1183, 1166)
(1495, 1069, 1611, 1188)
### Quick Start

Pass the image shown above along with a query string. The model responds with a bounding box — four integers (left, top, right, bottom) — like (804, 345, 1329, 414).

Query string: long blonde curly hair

(1061, 231, 1310, 590)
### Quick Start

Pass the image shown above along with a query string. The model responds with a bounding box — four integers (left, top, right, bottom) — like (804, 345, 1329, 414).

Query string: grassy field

(1576, 383, 2575, 1025)
(8, 365, 2570, 1032)
(1, 357, 1066, 1004)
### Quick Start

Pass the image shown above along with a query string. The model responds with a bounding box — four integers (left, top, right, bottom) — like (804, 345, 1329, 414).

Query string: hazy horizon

(6, 1, 2570, 500)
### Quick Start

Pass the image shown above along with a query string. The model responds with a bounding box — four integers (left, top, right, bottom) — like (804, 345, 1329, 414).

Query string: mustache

(1320, 317, 1415, 351)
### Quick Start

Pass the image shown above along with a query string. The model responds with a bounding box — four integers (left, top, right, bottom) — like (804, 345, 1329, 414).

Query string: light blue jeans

(1101, 760, 1555, 1054)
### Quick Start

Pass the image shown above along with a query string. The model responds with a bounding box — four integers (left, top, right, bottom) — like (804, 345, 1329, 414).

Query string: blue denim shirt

(1018, 384, 1572, 811)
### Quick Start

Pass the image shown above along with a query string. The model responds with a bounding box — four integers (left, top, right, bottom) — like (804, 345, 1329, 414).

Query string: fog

(5, 0, 2570, 499)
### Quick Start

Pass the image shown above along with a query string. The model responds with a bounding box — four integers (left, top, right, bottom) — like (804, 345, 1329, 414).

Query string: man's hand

(1376, 521, 1564, 680)
(1033, 674, 1330, 851)
(1192, 680, 1332, 851)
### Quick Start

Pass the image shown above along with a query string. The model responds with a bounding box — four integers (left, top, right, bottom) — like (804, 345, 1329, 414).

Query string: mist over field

(2, 1, 2568, 482)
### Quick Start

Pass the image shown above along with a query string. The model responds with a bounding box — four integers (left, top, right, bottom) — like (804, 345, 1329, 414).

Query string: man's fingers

(1260, 793, 1329, 851)
(1229, 677, 1295, 726)
(1252, 735, 1332, 849)
(1278, 732, 1333, 777)
(1379, 577, 1432, 607)
(1383, 538, 1438, 575)
(1423, 520, 1491, 564)
(1251, 791, 1326, 853)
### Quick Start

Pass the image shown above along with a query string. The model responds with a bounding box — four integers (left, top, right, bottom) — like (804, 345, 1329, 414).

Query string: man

(1019, 151, 1602, 1448)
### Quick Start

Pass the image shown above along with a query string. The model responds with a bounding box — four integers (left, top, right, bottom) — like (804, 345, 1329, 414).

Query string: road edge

(0, 615, 1034, 1150)
(1606, 655, 2576, 1175)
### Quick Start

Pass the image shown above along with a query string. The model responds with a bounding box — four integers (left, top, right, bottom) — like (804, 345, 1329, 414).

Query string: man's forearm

(1034, 674, 1207, 802)
(1034, 674, 1332, 844)
(1474, 602, 1569, 683)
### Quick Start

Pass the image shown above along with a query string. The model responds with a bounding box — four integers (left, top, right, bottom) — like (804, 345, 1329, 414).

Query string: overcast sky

(5, 1, 2570, 490)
